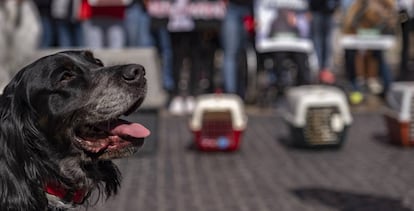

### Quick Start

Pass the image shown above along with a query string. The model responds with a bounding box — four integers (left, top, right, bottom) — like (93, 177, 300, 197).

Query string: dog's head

(0, 50, 150, 210)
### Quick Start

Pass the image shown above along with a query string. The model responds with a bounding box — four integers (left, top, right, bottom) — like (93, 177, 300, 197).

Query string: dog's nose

(122, 64, 145, 83)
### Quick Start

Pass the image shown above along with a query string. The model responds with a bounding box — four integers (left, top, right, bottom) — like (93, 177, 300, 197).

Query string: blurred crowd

(0, 0, 413, 114)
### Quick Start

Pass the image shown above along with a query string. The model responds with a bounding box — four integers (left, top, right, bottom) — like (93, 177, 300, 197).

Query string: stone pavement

(83, 108, 414, 211)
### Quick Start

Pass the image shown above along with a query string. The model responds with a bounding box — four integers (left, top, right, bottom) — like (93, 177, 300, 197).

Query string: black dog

(0, 50, 150, 211)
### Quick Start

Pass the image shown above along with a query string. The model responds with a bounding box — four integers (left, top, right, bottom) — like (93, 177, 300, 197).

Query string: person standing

(165, 0, 223, 115)
(309, 0, 340, 84)
(125, 0, 174, 99)
(398, 0, 414, 80)
(220, 0, 252, 98)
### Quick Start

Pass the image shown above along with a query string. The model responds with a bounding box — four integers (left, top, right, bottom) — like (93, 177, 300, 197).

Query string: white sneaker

(185, 96, 196, 114)
(169, 96, 185, 115)
(367, 78, 383, 94)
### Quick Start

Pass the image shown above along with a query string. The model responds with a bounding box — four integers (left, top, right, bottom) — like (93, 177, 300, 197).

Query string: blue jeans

(125, 3, 174, 92)
(221, 3, 250, 95)
(156, 28, 174, 92)
(56, 20, 83, 47)
(125, 3, 153, 47)
(311, 12, 334, 70)
(39, 15, 54, 48)
(82, 18, 126, 49)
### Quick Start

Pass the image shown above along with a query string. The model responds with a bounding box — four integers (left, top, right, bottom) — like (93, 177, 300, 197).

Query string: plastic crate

(189, 94, 247, 151)
(384, 82, 414, 146)
(283, 85, 353, 147)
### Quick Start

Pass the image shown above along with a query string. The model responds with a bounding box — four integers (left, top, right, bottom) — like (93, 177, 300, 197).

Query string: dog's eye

(95, 59, 104, 66)
(59, 71, 76, 83)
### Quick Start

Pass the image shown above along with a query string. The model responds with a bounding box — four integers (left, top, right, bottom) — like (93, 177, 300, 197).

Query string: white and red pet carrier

(283, 85, 353, 147)
(384, 82, 414, 146)
(189, 94, 247, 151)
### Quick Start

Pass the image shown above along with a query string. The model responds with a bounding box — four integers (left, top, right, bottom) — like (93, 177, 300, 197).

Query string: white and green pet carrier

(283, 85, 353, 147)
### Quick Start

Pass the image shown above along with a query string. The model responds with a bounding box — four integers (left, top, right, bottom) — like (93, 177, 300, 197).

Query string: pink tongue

(110, 120, 150, 139)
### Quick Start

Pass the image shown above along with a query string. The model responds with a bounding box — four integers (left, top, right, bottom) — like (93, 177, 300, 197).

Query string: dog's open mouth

(74, 118, 150, 158)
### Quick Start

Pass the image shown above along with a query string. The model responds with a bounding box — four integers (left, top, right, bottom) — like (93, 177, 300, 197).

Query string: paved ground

(81, 106, 414, 211)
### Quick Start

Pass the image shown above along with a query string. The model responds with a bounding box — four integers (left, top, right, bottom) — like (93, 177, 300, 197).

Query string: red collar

(45, 182, 87, 204)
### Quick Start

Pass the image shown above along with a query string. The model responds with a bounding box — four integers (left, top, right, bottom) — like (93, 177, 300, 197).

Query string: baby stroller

(254, 0, 317, 106)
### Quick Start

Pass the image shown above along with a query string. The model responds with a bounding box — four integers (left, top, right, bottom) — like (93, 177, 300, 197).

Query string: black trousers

(399, 12, 414, 80)
(170, 31, 216, 96)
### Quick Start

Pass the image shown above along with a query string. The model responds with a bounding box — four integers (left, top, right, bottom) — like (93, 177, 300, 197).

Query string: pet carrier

(384, 82, 414, 146)
(283, 85, 353, 147)
(189, 93, 247, 151)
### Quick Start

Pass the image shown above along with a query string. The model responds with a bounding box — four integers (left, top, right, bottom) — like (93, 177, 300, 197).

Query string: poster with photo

(254, 0, 313, 53)
(147, 0, 226, 31)
(340, 0, 398, 50)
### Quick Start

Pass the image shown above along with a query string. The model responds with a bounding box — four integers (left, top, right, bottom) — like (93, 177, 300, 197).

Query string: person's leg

(294, 52, 311, 85)
(366, 51, 378, 79)
(345, 49, 365, 104)
(156, 27, 174, 93)
(39, 15, 55, 48)
(56, 20, 73, 47)
(373, 50, 392, 94)
(73, 22, 84, 47)
(189, 31, 216, 95)
(107, 19, 126, 49)
(168, 32, 189, 115)
(345, 49, 359, 90)
(125, 3, 154, 47)
(399, 12, 410, 79)
(311, 12, 323, 69)
(274, 52, 289, 90)
(221, 6, 239, 93)
(364, 51, 384, 95)
(320, 13, 333, 69)
(82, 19, 103, 49)
(203, 32, 218, 93)
(187, 32, 201, 96)
(221, 3, 248, 95)
(170, 32, 186, 96)
(314, 12, 335, 83)
(125, 3, 139, 47)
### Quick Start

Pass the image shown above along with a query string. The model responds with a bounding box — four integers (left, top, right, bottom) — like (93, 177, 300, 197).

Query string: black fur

(0, 51, 147, 211)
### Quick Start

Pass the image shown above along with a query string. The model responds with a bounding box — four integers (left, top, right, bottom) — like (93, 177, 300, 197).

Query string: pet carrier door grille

(304, 107, 341, 144)
(201, 111, 233, 139)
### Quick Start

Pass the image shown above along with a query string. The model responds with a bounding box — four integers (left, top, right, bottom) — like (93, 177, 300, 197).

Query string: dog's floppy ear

(0, 70, 50, 211)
